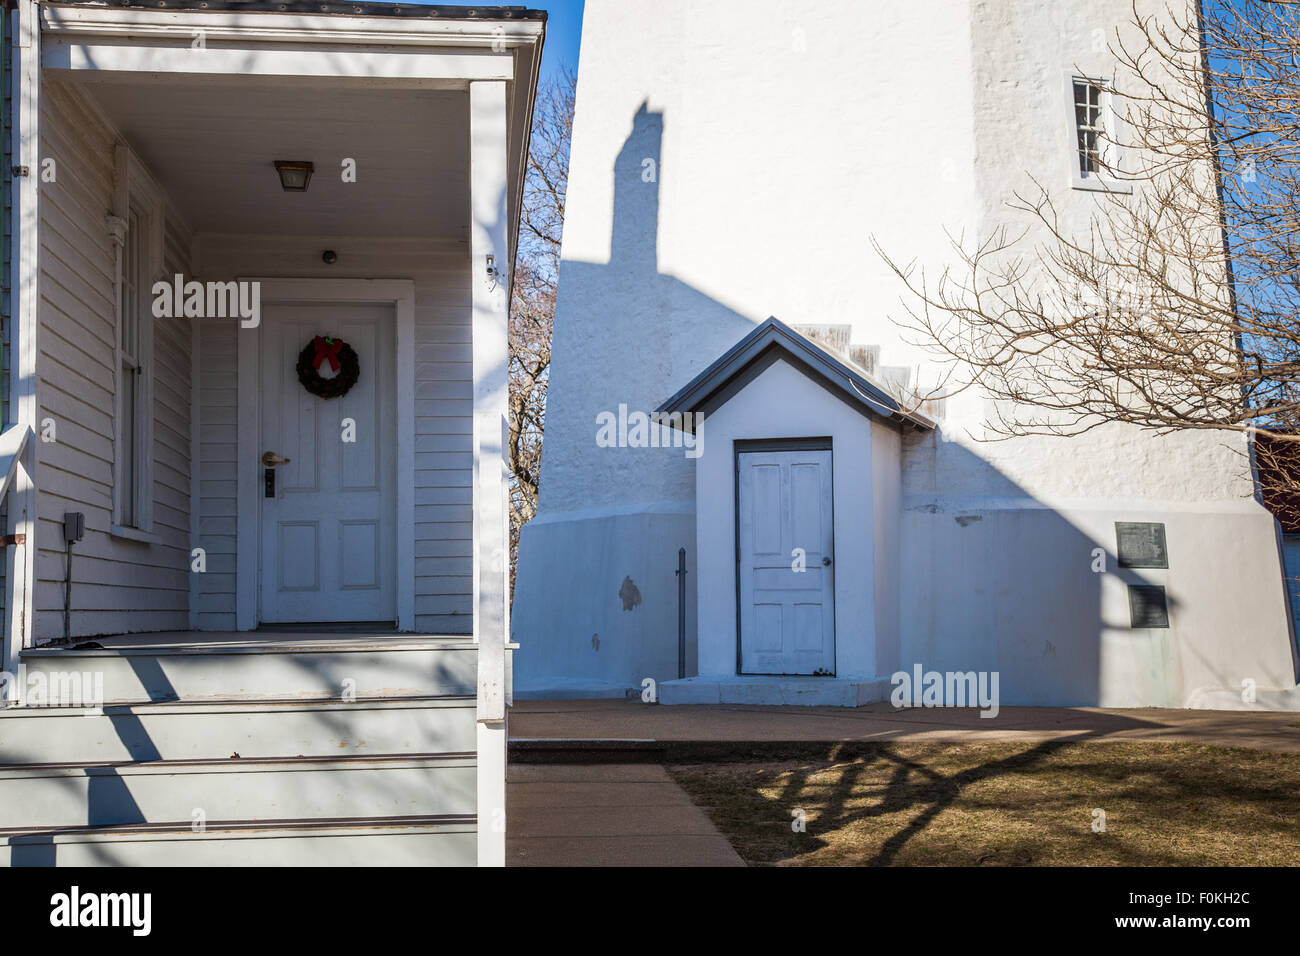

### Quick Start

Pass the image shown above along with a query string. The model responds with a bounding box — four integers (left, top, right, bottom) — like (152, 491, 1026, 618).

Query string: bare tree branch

(874, 0, 1300, 520)
(508, 68, 575, 593)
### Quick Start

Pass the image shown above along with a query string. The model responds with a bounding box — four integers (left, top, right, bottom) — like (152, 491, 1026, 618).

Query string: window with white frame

(1067, 75, 1128, 191)
(1073, 78, 1105, 175)
(110, 146, 161, 536)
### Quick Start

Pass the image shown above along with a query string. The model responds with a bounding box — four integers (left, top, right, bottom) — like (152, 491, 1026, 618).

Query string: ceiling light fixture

(274, 160, 314, 192)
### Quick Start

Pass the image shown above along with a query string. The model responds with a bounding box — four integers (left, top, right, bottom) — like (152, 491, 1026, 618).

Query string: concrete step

(19, 638, 476, 703)
(0, 753, 475, 829)
(0, 695, 476, 763)
(0, 815, 476, 866)
(658, 675, 890, 706)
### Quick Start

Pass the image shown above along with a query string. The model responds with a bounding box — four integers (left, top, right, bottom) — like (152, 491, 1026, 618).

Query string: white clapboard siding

(195, 236, 473, 634)
(35, 83, 193, 641)
(193, 317, 239, 630)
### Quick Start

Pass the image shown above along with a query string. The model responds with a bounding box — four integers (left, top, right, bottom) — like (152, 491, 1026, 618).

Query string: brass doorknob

(262, 452, 291, 466)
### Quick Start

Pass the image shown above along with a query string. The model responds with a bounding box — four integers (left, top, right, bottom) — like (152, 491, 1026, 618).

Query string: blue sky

(410, 1, 584, 84)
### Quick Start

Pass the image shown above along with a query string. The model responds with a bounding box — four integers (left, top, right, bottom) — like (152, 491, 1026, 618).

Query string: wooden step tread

(0, 814, 477, 843)
(22, 638, 476, 658)
(0, 693, 476, 717)
(0, 751, 476, 774)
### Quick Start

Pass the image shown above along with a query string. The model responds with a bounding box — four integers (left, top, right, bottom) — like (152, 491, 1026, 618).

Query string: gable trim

(655, 317, 935, 433)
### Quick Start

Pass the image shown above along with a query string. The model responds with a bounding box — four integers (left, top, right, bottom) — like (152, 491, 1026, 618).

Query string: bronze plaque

(1128, 585, 1170, 628)
(1115, 522, 1168, 569)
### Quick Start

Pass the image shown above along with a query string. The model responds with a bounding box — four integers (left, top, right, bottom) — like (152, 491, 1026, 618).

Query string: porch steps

(0, 695, 476, 763)
(0, 753, 475, 828)
(0, 815, 477, 867)
(0, 637, 482, 866)
(19, 637, 476, 702)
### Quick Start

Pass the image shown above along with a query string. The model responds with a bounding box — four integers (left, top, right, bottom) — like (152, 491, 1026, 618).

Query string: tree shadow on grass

(671, 738, 1300, 866)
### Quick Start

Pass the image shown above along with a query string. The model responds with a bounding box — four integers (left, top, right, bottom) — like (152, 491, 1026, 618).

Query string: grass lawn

(667, 740, 1300, 866)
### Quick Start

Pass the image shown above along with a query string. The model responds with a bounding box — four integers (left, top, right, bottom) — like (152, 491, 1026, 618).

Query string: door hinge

(11, 165, 29, 178)
(1, 533, 27, 546)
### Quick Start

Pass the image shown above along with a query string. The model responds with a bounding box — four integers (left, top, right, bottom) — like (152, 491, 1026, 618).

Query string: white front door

(737, 446, 836, 675)
(259, 302, 397, 624)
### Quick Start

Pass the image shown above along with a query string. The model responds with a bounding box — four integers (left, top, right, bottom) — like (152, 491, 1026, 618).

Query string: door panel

(259, 303, 397, 624)
(738, 448, 835, 674)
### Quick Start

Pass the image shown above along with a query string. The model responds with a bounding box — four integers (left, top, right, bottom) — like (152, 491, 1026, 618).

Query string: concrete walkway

(509, 699, 1300, 753)
(506, 763, 744, 866)
(504, 700, 1300, 866)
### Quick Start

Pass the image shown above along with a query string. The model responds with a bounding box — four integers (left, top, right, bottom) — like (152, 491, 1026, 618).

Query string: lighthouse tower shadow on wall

(512, 103, 756, 698)
(511, 103, 1136, 709)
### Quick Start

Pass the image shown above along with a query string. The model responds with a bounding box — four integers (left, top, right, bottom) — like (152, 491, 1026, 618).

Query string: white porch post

(4, 0, 42, 693)
(469, 78, 510, 867)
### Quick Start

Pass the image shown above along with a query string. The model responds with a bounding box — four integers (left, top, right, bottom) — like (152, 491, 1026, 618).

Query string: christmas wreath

(296, 335, 359, 399)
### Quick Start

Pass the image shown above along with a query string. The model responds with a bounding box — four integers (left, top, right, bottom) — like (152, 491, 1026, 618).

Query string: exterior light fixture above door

(274, 160, 314, 192)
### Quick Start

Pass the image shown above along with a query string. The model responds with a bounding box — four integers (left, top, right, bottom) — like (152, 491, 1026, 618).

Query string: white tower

(513, 0, 1299, 709)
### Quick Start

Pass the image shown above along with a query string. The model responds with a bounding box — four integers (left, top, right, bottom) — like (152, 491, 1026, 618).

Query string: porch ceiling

(73, 76, 469, 239)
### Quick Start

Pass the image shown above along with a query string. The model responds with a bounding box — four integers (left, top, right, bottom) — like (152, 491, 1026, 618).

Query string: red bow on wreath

(312, 336, 343, 373)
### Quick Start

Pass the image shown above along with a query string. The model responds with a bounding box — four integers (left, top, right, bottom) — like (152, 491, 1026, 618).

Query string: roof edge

(43, 1, 547, 21)
(655, 317, 936, 431)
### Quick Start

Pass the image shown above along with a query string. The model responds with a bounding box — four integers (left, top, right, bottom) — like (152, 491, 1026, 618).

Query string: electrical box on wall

(63, 512, 84, 544)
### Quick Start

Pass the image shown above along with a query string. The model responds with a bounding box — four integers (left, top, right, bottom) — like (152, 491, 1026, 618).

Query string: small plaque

(1115, 522, 1168, 569)
(1128, 585, 1170, 628)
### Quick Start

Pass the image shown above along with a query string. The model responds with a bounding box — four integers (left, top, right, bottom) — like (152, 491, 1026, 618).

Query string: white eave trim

(40, 6, 546, 48)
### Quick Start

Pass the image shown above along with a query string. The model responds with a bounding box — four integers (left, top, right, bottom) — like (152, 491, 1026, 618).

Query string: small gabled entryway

(653, 318, 935, 707)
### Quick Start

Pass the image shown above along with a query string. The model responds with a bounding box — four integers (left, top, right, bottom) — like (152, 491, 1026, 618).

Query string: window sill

(1071, 175, 1133, 195)
(110, 524, 158, 545)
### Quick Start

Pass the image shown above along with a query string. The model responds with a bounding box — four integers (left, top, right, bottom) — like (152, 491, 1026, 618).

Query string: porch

(0, 0, 545, 866)
(18, 27, 526, 643)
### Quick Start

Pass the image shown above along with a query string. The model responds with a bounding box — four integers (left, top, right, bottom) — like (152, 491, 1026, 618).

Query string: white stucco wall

(529, 0, 981, 520)
(871, 421, 903, 679)
(515, 0, 978, 692)
(514, 0, 1300, 707)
